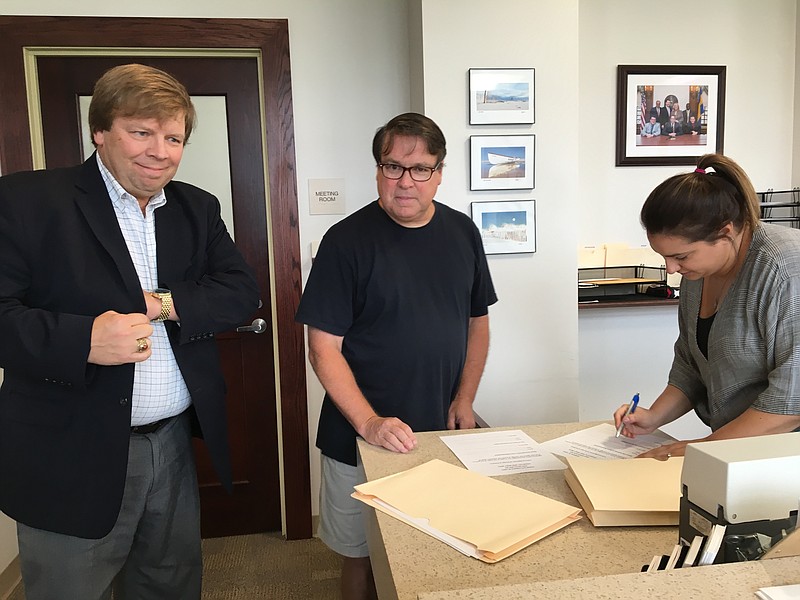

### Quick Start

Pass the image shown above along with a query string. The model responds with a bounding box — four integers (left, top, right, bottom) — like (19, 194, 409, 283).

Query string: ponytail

(641, 154, 760, 241)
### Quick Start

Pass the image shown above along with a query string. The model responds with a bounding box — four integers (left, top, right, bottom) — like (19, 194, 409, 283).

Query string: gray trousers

(17, 412, 202, 600)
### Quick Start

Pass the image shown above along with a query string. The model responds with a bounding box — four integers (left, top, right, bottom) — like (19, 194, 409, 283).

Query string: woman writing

(614, 154, 800, 458)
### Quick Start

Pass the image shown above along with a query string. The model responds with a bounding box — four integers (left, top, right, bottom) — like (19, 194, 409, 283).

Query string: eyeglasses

(378, 162, 441, 182)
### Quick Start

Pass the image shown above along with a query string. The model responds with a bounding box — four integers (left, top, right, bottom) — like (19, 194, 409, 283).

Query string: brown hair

(88, 63, 196, 146)
(640, 154, 761, 242)
(372, 112, 446, 165)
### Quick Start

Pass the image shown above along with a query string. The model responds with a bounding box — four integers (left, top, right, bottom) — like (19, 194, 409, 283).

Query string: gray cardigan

(670, 223, 800, 429)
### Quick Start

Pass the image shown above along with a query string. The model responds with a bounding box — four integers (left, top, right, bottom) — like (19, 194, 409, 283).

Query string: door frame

(0, 16, 312, 540)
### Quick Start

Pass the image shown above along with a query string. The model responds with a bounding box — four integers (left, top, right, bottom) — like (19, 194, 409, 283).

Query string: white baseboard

(311, 514, 320, 537)
(0, 555, 20, 600)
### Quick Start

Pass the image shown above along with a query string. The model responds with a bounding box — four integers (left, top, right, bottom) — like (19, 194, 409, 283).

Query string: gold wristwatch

(150, 288, 172, 322)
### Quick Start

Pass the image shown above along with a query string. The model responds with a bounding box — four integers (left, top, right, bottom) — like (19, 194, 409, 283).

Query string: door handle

(236, 318, 267, 334)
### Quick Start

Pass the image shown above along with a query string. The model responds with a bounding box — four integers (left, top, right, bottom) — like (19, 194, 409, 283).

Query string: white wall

(795, 2, 800, 183)
(577, 0, 797, 436)
(419, 0, 582, 427)
(579, 0, 795, 247)
(0, 3, 798, 569)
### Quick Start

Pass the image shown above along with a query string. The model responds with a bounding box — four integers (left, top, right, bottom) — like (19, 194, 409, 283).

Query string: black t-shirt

(296, 200, 498, 465)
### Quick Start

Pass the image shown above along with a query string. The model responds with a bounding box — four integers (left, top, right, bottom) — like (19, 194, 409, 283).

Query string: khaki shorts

(318, 454, 369, 558)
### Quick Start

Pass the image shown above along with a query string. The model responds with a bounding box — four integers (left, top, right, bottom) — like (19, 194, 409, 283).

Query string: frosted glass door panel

(79, 95, 235, 239)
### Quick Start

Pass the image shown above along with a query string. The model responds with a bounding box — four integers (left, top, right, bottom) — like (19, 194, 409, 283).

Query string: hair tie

(694, 168, 706, 174)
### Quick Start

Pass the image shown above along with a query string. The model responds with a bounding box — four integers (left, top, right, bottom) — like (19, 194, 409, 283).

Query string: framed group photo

(615, 64, 726, 166)
(471, 200, 536, 255)
(470, 134, 535, 191)
(468, 68, 535, 125)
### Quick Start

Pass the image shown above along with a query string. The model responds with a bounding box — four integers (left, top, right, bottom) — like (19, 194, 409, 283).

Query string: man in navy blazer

(0, 64, 259, 599)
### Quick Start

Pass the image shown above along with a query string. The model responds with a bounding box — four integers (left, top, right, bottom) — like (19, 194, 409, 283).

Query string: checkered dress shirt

(96, 154, 191, 425)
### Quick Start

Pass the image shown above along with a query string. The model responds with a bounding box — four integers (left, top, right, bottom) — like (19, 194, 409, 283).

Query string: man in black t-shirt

(296, 113, 497, 600)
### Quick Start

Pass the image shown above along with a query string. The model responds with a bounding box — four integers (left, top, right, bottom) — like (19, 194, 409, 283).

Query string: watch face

(153, 288, 170, 295)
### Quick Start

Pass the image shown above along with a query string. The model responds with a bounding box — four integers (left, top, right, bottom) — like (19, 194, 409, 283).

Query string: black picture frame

(469, 134, 535, 191)
(615, 65, 726, 167)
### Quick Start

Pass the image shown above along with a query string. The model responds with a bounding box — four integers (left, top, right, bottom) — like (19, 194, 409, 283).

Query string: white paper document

(440, 430, 566, 475)
(756, 584, 800, 600)
(539, 423, 675, 460)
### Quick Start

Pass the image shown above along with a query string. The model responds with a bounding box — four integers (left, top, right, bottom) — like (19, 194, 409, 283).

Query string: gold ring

(136, 338, 149, 353)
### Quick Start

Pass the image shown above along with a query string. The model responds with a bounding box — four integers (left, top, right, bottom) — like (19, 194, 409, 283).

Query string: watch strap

(157, 292, 172, 322)
(150, 289, 172, 322)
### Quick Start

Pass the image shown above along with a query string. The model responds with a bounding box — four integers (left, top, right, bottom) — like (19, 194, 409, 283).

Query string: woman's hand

(613, 385, 693, 439)
(637, 440, 689, 460)
(613, 404, 659, 438)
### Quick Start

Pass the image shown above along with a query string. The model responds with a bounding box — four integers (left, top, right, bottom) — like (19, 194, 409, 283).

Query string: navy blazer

(0, 155, 259, 538)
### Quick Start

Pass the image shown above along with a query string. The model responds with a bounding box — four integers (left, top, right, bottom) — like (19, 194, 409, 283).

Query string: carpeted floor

(201, 532, 341, 599)
(7, 532, 342, 600)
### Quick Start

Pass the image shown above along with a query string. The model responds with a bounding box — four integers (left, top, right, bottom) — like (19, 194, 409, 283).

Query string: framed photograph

(470, 134, 535, 190)
(469, 68, 535, 125)
(615, 65, 726, 166)
(471, 200, 536, 255)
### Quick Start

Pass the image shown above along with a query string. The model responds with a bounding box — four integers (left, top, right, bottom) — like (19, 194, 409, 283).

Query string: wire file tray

(759, 188, 800, 228)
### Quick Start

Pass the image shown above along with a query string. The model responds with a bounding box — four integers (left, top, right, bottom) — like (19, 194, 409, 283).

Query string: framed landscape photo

(470, 134, 535, 190)
(616, 65, 726, 166)
(469, 68, 535, 125)
(471, 200, 536, 255)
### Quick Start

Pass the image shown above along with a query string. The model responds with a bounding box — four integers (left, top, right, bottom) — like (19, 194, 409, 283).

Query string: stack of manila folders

(352, 458, 581, 563)
(353, 436, 687, 564)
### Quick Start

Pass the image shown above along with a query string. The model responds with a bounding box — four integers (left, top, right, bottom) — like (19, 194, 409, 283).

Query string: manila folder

(353, 458, 581, 563)
(564, 456, 683, 527)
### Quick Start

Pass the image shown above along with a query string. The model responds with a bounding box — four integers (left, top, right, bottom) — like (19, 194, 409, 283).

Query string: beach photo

(470, 135, 535, 190)
(471, 200, 536, 254)
(480, 145, 525, 179)
(469, 68, 535, 124)
(475, 84, 529, 112)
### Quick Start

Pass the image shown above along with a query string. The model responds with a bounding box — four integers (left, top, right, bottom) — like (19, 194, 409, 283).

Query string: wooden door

(0, 17, 312, 539)
(36, 54, 283, 537)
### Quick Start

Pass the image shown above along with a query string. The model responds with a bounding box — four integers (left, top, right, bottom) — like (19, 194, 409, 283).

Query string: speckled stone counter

(357, 422, 680, 600)
(416, 557, 800, 599)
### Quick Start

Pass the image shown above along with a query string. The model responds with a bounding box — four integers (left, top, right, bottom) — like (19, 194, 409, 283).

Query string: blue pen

(615, 393, 640, 438)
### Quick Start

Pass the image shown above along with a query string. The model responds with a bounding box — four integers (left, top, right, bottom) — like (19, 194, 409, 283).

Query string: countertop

(417, 557, 800, 599)
(358, 422, 680, 600)
(357, 422, 799, 600)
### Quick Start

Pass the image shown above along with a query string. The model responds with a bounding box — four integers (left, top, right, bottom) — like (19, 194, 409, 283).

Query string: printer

(680, 432, 800, 563)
